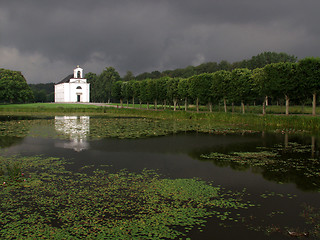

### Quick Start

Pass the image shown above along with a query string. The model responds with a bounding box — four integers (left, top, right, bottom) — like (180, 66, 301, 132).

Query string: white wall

(55, 81, 90, 103)
(54, 84, 65, 102)
(68, 82, 90, 102)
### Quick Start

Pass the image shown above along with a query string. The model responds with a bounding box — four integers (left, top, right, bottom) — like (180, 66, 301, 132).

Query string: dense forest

(132, 52, 297, 80)
(0, 69, 34, 103)
(29, 83, 55, 102)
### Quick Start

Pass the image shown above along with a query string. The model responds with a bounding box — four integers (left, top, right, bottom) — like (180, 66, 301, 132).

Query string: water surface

(1, 116, 319, 239)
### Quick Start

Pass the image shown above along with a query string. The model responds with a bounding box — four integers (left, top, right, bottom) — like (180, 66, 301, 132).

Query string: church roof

(57, 74, 73, 84)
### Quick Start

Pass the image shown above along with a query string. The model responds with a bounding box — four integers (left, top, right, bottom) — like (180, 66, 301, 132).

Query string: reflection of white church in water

(54, 66, 90, 103)
(55, 116, 90, 152)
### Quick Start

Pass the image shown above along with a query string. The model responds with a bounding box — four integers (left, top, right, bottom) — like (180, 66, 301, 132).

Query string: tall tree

(157, 77, 170, 109)
(166, 78, 180, 111)
(29, 82, 54, 102)
(111, 81, 123, 106)
(96, 67, 120, 103)
(122, 71, 135, 82)
(146, 79, 158, 110)
(251, 68, 268, 115)
(264, 62, 298, 115)
(188, 73, 213, 112)
(218, 60, 232, 71)
(131, 81, 140, 108)
(232, 52, 297, 70)
(229, 68, 253, 114)
(85, 72, 98, 102)
(139, 80, 149, 109)
(178, 78, 189, 111)
(296, 57, 320, 116)
(0, 69, 33, 103)
(124, 81, 134, 107)
(211, 70, 231, 113)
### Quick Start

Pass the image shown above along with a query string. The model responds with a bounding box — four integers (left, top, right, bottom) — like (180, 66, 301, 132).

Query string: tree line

(29, 51, 297, 103)
(129, 52, 297, 80)
(98, 57, 320, 116)
(87, 52, 298, 103)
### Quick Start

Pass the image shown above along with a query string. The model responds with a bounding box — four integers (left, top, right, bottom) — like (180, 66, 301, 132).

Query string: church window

(77, 71, 81, 78)
(76, 86, 82, 89)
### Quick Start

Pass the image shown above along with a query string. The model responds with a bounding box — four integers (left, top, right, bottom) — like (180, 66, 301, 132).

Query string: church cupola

(74, 65, 83, 79)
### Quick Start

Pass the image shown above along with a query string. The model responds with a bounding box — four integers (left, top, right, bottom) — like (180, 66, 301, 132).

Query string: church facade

(55, 66, 90, 103)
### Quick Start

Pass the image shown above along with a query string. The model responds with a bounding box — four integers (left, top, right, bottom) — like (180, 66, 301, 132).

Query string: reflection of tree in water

(195, 138, 320, 192)
(0, 117, 36, 148)
(0, 136, 24, 148)
(54, 116, 90, 152)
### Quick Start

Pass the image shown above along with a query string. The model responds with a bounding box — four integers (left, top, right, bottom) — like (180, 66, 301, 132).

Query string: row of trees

(0, 69, 34, 103)
(107, 57, 320, 116)
(86, 52, 297, 103)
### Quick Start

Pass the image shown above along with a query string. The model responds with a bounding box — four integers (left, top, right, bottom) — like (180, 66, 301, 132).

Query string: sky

(1, 0, 320, 84)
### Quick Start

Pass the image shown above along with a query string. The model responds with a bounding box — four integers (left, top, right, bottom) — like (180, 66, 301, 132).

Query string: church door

(77, 95, 81, 102)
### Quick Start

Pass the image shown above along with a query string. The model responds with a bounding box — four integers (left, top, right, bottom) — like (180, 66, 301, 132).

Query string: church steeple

(74, 65, 83, 79)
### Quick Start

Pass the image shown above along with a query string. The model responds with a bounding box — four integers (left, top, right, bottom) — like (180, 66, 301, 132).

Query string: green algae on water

(0, 155, 252, 239)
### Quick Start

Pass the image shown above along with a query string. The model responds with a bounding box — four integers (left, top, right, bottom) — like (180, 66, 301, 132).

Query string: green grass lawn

(0, 102, 319, 115)
(0, 103, 100, 109)
(1, 102, 320, 133)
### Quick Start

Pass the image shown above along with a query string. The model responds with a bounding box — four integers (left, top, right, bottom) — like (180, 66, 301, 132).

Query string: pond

(0, 115, 320, 239)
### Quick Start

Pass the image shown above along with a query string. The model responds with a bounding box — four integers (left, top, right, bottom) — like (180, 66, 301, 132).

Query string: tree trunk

(132, 97, 135, 108)
(262, 96, 266, 115)
(196, 98, 199, 113)
(154, 99, 157, 111)
(285, 95, 289, 115)
(120, 99, 123, 108)
(139, 101, 142, 109)
(164, 100, 167, 110)
(184, 97, 188, 111)
(173, 98, 177, 111)
(241, 101, 245, 114)
(147, 102, 149, 110)
(266, 96, 269, 106)
(313, 92, 316, 116)
(312, 136, 315, 158)
(232, 102, 234, 113)
(127, 100, 129, 108)
(209, 102, 213, 112)
(224, 98, 227, 113)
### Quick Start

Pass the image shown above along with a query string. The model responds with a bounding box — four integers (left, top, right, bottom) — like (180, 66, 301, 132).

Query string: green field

(1, 103, 320, 134)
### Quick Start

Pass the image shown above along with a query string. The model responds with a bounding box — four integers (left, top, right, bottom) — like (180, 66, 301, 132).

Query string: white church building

(55, 66, 90, 103)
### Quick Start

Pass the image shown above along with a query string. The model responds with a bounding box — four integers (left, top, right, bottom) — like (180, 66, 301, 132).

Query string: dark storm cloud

(1, 0, 320, 83)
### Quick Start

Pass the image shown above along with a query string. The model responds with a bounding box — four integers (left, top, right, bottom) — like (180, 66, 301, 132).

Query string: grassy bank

(1, 103, 320, 134)
(103, 102, 320, 115)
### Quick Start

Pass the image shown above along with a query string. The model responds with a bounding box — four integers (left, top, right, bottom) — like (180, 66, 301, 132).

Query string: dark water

(1, 116, 320, 239)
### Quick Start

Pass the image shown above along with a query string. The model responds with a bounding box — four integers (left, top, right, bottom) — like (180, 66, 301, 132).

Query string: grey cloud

(1, 0, 320, 83)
